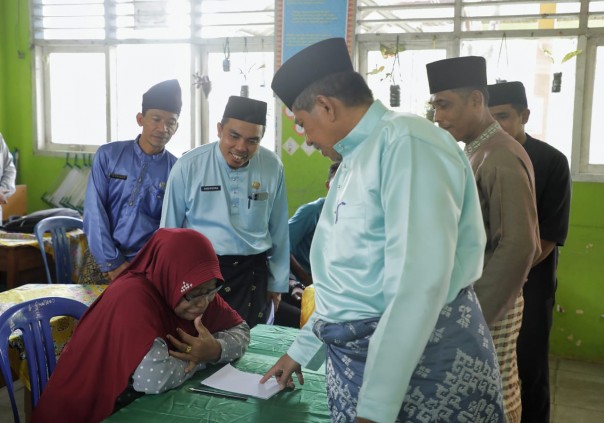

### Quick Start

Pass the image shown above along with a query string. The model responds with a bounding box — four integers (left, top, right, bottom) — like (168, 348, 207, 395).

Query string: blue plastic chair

(0, 297, 88, 423)
(34, 216, 83, 284)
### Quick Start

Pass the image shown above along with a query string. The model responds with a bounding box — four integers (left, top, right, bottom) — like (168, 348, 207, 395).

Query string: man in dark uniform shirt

(489, 81, 572, 423)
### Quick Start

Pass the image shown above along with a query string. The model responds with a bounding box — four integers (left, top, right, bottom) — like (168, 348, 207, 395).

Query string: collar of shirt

(334, 100, 388, 158)
(134, 135, 169, 160)
(463, 121, 501, 158)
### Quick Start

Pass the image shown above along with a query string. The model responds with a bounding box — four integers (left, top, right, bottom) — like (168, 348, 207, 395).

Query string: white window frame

(30, 0, 276, 157)
(356, 0, 604, 181)
(30, 0, 604, 180)
(576, 34, 604, 180)
(34, 44, 111, 155)
(195, 37, 276, 151)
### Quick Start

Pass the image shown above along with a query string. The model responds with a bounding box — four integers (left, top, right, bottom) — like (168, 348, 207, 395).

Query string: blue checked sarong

(313, 287, 504, 423)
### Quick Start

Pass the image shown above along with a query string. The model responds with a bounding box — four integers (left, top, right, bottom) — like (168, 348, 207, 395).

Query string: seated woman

(32, 228, 250, 423)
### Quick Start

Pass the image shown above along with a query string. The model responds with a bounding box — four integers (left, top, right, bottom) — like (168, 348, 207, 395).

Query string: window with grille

(32, 0, 275, 157)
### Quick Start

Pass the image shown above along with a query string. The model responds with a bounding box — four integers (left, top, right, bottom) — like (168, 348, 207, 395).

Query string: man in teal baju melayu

(261, 38, 505, 423)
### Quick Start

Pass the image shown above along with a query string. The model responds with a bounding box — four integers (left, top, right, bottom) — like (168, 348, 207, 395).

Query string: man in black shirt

(489, 81, 572, 423)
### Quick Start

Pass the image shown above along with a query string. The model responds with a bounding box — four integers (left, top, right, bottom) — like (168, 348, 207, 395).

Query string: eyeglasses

(183, 285, 223, 302)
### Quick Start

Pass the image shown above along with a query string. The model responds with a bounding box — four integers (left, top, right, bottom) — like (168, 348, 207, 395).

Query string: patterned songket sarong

(489, 293, 524, 423)
(313, 287, 504, 423)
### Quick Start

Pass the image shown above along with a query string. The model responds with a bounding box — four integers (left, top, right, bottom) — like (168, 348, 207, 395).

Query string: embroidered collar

(464, 121, 501, 158)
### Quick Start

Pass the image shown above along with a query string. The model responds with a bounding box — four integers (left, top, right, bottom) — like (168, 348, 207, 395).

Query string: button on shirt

(83, 137, 177, 272)
(160, 142, 289, 293)
(287, 101, 486, 423)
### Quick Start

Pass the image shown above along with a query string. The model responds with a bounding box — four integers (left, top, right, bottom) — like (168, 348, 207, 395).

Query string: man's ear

(216, 122, 223, 138)
(315, 95, 337, 121)
(470, 90, 484, 108)
(136, 112, 144, 127)
(521, 108, 530, 125)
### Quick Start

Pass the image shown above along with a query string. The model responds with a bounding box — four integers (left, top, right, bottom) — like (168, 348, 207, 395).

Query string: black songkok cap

(271, 38, 354, 110)
(222, 96, 267, 126)
(142, 79, 182, 115)
(488, 81, 528, 107)
(426, 56, 487, 94)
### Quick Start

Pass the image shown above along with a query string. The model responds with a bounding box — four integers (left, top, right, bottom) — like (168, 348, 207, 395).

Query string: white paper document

(201, 364, 281, 400)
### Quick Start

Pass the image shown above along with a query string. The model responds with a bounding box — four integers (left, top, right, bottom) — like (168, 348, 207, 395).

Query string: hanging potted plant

(238, 63, 265, 98)
(542, 48, 582, 93)
(366, 37, 404, 107)
(237, 38, 266, 98)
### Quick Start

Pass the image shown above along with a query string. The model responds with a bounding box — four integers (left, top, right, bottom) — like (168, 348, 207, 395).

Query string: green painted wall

(551, 182, 604, 361)
(0, 0, 8, 130)
(279, 106, 333, 215)
(1, 0, 602, 361)
(1, 0, 77, 205)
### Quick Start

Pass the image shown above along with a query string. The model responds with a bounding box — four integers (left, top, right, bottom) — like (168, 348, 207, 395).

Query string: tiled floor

(550, 357, 604, 422)
(1, 357, 603, 422)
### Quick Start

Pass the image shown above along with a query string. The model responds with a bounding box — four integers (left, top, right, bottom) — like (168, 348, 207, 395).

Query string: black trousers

(517, 278, 555, 423)
(274, 292, 301, 328)
(217, 252, 270, 328)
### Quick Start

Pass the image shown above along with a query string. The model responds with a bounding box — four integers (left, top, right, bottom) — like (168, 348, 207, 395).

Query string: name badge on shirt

(109, 173, 127, 180)
(201, 185, 221, 192)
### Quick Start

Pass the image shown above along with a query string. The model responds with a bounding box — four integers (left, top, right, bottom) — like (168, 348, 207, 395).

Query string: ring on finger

(184, 345, 192, 353)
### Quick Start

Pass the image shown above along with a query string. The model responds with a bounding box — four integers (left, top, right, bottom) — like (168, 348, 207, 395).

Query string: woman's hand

(106, 261, 129, 281)
(167, 315, 222, 372)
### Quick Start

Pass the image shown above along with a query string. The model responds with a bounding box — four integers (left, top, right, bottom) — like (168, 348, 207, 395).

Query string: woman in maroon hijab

(32, 228, 250, 423)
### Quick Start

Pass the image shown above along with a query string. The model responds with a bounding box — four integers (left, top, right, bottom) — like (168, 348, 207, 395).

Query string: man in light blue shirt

(0, 132, 17, 206)
(161, 96, 289, 328)
(83, 79, 181, 282)
(262, 38, 504, 423)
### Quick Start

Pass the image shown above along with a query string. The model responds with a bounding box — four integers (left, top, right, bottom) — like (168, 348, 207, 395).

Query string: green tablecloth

(104, 325, 330, 423)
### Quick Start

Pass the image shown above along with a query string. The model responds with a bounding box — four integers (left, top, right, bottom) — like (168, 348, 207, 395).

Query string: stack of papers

(201, 364, 281, 400)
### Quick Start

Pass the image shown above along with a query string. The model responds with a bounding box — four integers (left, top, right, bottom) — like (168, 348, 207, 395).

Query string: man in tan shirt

(427, 56, 541, 423)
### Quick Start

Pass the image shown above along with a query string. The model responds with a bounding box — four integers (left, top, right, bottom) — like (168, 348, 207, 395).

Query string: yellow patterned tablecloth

(0, 230, 87, 282)
(1, 283, 107, 389)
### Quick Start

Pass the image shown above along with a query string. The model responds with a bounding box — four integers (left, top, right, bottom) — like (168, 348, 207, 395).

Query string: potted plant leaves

(366, 38, 404, 107)
(238, 63, 265, 98)
(542, 48, 582, 93)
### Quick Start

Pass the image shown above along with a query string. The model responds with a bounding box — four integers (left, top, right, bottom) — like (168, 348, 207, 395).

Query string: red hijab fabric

(31, 229, 243, 423)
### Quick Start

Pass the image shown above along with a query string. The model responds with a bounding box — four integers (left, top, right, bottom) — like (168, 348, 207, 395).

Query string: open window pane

(589, 46, 604, 164)
(33, 0, 105, 40)
(589, 0, 604, 28)
(461, 37, 578, 161)
(207, 52, 275, 151)
(48, 52, 107, 145)
(196, 0, 274, 38)
(113, 0, 191, 40)
(366, 48, 446, 118)
(115, 44, 192, 157)
(462, 1, 581, 31)
(357, 0, 454, 34)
